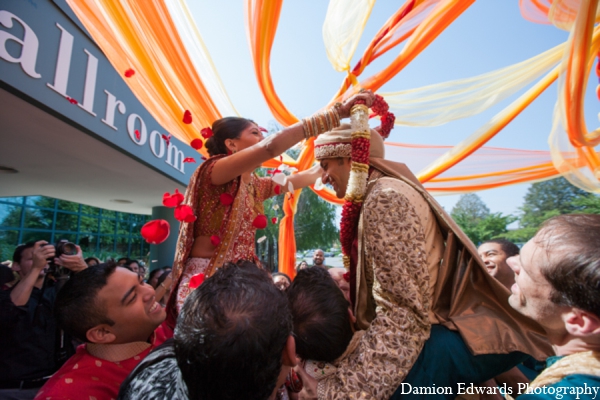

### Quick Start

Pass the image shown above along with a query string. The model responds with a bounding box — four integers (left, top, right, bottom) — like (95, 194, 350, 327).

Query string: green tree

(293, 188, 339, 251)
(451, 193, 515, 245)
(505, 177, 589, 242)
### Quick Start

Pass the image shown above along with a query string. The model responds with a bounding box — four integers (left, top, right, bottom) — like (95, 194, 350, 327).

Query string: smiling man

(35, 263, 166, 400)
(506, 214, 600, 399)
(478, 239, 520, 289)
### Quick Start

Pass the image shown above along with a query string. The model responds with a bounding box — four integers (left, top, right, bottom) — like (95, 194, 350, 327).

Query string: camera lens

(62, 243, 77, 256)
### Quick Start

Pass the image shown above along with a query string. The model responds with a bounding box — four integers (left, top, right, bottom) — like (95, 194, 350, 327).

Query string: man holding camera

(0, 241, 86, 399)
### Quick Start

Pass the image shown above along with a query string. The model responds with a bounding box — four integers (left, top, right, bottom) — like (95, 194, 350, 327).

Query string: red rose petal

(174, 204, 197, 222)
(201, 156, 207, 161)
(210, 235, 221, 246)
(183, 110, 192, 124)
(274, 185, 281, 195)
(134, 129, 141, 140)
(219, 193, 234, 206)
(200, 127, 213, 139)
(162, 134, 171, 145)
(183, 157, 196, 163)
(190, 139, 203, 150)
(188, 273, 205, 290)
(271, 217, 277, 224)
(140, 220, 170, 244)
(66, 96, 78, 104)
(342, 272, 350, 282)
(124, 68, 135, 78)
(252, 215, 268, 230)
(162, 189, 184, 208)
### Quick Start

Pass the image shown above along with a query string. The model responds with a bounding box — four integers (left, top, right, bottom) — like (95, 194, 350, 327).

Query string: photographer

(0, 240, 86, 399)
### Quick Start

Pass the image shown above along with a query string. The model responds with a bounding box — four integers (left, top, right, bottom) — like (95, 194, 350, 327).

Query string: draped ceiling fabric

(67, 0, 600, 277)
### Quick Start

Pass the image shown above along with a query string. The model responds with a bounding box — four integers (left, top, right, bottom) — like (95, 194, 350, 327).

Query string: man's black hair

(54, 262, 118, 342)
(480, 238, 520, 258)
(12, 241, 36, 263)
(287, 267, 353, 363)
(272, 272, 292, 284)
(174, 261, 292, 400)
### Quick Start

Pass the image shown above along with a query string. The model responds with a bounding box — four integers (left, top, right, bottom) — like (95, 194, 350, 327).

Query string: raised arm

(210, 91, 374, 186)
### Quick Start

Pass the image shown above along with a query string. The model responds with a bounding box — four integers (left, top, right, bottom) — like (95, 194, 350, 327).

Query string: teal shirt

(517, 355, 600, 399)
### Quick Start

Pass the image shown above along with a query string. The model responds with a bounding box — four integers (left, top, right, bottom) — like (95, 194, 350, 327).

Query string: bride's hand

(337, 89, 375, 119)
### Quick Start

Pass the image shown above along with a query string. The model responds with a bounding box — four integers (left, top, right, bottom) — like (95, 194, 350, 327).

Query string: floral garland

(340, 95, 395, 270)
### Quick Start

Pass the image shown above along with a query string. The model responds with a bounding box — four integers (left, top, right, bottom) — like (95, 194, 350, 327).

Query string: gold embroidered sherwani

(313, 126, 552, 399)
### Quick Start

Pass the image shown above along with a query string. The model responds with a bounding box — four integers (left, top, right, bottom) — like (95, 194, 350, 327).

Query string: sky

(186, 1, 598, 220)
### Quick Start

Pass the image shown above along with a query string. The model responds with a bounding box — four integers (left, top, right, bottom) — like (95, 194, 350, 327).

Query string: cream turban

(314, 123, 385, 161)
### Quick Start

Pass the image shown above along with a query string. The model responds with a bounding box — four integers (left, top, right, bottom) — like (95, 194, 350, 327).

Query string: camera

(45, 239, 78, 278)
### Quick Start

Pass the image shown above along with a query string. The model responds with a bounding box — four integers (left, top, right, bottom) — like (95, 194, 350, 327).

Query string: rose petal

(342, 272, 350, 282)
(252, 215, 268, 230)
(140, 220, 170, 244)
(201, 127, 213, 139)
(124, 68, 135, 78)
(183, 110, 192, 124)
(66, 96, 78, 104)
(188, 273, 205, 290)
(163, 189, 185, 208)
(279, 155, 283, 162)
(219, 193, 234, 206)
(190, 139, 203, 150)
(162, 134, 171, 145)
(201, 156, 207, 161)
(271, 217, 278, 224)
(134, 129, 141, 141)
(210, 235, 221, 246)
(174, 204, 197, 222)
(257, 236, 267, 243)
(183, 157, 196, 163)
(274, 185, 281, 195)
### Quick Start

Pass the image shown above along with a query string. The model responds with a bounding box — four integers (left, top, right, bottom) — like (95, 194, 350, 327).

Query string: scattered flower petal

(201, 127, 213, 139)
(201, 156, 207, 161)
(141, 220, 170, 244)
(210, 235, 221, 246)
(190, 139, 203, 150)
(343, 272, 350, 282)
(257, 236, 267, 243)
(188, 273, 205, 290)
(66, 96, 77, 104)
(174, 204, 197, 222)
(271, 217, 278, 224)
(183, 157, 196, 163)
(183, 110, 192, 124)
(279, 155, 283, 162)
(134, 129, 141, 141)
(274, 185, 281, 195)
(162, 134, 171, 145)
(252, 215, 268, 229)
(124, 68, 135, 78)
(162, 189, 184, 208)
(219, 193, 234, 206)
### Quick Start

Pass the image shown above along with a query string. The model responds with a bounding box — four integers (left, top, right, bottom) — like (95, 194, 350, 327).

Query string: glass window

(99, 235, 116, 254)
(102, 210, 116, 219)
(117, 219, 132, 235)
(21, 230, 52, 244)
(55, 212, 79, 232)
(99, 218, 116, 235)
(79, 215, 99, 232)
(116, 236, 130, 256)
(0, 230, 20, 259)
(24, 207, 51, 230)
(25, 196, 46, 206)
(78, 234, 98, 255)
(0, 203, 22, 227)
(57, 200, 80, 212)
(0, 196, 25, 204)
(80, 205, 100, 216)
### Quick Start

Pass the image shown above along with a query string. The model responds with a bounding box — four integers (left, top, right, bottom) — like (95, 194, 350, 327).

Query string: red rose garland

(339, 95, 394, 269)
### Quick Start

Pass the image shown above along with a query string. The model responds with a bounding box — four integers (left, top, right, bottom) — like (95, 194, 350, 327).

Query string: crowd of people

(1, 90, 599, 399)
